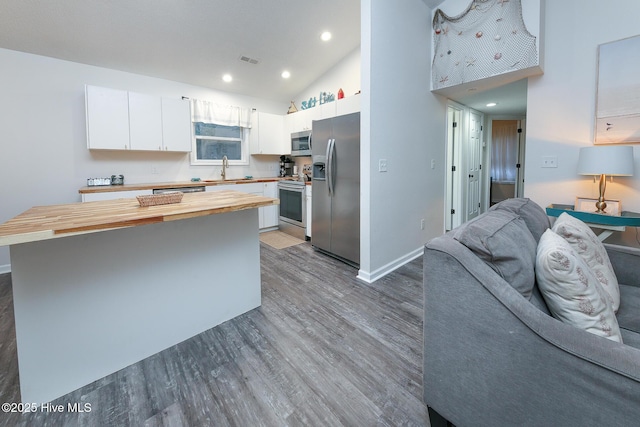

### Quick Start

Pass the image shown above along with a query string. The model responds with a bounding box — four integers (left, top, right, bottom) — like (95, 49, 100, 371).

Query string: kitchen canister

(111, 175, 125, 185)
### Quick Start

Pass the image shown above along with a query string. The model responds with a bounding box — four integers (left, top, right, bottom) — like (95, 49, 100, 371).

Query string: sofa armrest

(605, 243, 640, 288)
(423, 239, 640, 426)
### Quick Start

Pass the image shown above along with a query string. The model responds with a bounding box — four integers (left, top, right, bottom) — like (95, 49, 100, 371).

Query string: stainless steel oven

(278, 180, 306, 240)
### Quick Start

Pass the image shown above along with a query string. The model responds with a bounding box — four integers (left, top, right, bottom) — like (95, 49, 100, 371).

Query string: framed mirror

(595, 34, 640, 144)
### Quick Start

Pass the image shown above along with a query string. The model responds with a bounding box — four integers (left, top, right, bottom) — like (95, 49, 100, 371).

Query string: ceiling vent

(239, 55, 260, 65)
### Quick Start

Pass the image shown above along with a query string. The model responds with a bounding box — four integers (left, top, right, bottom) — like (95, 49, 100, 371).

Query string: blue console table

(546, 204, 640, 241)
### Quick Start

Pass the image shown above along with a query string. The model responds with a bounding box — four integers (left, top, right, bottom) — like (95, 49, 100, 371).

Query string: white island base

(10, 209, 261, 404)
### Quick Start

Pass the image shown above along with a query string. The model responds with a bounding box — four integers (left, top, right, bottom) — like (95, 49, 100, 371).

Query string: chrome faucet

(221, 155, 229, 180)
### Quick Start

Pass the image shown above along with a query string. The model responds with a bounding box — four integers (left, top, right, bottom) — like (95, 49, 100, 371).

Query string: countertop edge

(78, 177, 308, 193)
(0, 191, 279, 247)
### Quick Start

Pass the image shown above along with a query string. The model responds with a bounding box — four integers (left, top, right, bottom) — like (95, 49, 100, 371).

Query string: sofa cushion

(489, 198, 550, 242)
(620, 328, 640, 350)
(617, 284, 640, 334)
(452, 210, 537, 299)
(536, 229, 622, 342)
(552, 212, 620, 312)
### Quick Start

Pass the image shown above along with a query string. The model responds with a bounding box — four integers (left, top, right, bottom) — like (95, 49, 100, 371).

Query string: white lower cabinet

(81, 189, 152, 202)
(207, 182, 278, 231)
(262, 182, 279, 230)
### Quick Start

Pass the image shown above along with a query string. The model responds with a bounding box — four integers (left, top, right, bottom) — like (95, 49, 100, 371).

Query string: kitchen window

(189, 99, 252, 166)
(191, 122, 249, 165)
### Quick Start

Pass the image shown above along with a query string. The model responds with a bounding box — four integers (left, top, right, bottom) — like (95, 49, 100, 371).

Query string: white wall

(359, 0, 447, 282)
(294, 47, 361, 109)
(0, 48, 288, 271)
(524, 0, 640, 247)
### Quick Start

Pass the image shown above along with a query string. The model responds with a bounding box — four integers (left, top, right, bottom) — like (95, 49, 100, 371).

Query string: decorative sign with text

(301, 91, 335, 110)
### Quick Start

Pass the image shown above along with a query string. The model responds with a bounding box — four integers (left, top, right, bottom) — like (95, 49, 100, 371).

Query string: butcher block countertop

(78, 177, 293, 194)
(0, 191, 278, 247)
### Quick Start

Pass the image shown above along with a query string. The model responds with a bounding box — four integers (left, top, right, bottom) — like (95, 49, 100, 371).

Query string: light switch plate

(379, 159, 388, 172)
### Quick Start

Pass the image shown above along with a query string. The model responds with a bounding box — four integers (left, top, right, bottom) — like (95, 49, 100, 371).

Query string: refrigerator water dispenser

(312, 156, 326, 180)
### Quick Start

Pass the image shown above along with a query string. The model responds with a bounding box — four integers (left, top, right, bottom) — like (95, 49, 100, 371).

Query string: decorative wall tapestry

(432, 0, 538, 91)
(595, 34, 640, 144)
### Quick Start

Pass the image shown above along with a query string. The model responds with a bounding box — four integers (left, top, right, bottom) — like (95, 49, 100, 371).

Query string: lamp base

(596, 174, 607, 213)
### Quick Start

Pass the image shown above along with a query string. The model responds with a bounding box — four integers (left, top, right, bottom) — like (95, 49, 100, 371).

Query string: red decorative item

(338, 88, 344, 99)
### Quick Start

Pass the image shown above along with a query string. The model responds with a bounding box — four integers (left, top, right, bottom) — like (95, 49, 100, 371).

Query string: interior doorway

(444, 78, 528, 230)
(445, 102, 484, 231)
(489, 118, 526, 205)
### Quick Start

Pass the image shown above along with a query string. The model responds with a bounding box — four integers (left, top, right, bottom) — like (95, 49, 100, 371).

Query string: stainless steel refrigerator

(311, 112, 360, 266)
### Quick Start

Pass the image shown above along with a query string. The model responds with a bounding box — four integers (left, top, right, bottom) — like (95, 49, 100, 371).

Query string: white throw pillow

(536, 229, 623, 343)
(552, 212, 620, 312)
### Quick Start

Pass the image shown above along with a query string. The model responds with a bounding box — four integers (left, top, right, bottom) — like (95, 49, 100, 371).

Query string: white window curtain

(191, 99, 252, 128)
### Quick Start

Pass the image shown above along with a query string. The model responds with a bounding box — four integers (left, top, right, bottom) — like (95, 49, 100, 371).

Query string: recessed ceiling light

(486, 102, 497, 107)
(222, 74, 233, 83)
(321, 31, 332, 42)
(281, 70, 291, 79)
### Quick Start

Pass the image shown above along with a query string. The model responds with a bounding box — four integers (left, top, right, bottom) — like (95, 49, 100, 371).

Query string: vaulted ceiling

(2, 0, 525, 113)
(0, 0, 362, 103)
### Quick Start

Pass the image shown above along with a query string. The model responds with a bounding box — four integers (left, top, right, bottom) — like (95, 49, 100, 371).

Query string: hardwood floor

(0, 242, 429, 426)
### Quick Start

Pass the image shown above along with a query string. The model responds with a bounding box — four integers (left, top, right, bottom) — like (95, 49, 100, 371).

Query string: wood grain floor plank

(0, 242, 429, 426)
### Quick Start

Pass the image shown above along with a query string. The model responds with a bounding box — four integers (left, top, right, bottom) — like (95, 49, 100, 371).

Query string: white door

(466, 110, 482, 221)
(445, 103, 463, 231)
(516, 119, 526, 198)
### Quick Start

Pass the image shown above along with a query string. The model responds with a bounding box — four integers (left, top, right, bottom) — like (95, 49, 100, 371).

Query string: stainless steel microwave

(291, 130, 312, 157)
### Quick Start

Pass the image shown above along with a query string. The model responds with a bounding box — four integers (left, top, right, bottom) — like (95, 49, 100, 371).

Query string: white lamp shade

(577, 145, 635, 176)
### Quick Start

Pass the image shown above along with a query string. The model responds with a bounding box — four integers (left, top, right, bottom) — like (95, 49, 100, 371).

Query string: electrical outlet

(421, 219, 425, 230)
(151, 165, 159, 174)
(430, 159, 435, 169)
(378, 159, 388, 172)
(542, 156, 557, 168)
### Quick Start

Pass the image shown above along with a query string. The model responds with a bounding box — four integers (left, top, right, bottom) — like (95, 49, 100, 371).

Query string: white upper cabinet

(161, 98, 192, 152)
(250, 111, 286, 155)
(285, 96, 360, 136)
(336, 94, 360, 117)
(318, 101, 336, 119)
(128, 91, 163, 151)
(290, 108, 315, 132)
(85, 85, 130, 150)
(85, 85, 191, 152)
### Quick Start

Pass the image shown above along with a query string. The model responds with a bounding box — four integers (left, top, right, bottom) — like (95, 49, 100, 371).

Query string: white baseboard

(0, 264, 11, 275)
(357, 246, 423, 283)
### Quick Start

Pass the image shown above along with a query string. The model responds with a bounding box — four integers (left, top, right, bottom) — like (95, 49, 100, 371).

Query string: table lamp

(577, 145, 634, 213)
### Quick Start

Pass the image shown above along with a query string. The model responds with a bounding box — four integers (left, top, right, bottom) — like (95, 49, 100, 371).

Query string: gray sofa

(422, 198, 640, 427)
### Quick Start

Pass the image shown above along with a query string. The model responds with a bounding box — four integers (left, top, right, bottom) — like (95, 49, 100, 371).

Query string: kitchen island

(0, 191, 278, 403)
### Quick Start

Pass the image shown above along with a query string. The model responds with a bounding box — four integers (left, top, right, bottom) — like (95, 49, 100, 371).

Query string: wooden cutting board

(0, 191, 278, 246)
